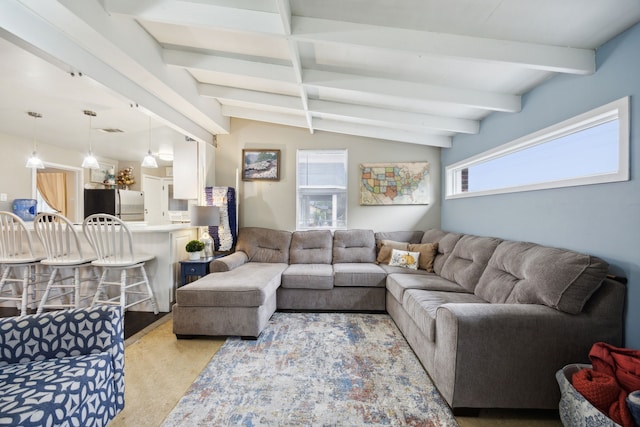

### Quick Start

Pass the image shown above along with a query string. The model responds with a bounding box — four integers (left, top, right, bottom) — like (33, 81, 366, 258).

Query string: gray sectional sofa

(172, 227, 625, 410)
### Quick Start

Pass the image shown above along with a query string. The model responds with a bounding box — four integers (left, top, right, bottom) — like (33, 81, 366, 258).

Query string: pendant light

(25, 111, 45, 169)
(141, 116, 158, 168)
(81, 110, 100, 169)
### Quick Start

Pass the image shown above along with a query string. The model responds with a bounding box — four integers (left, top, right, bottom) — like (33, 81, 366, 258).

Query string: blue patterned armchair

(0, 306, 124, 426)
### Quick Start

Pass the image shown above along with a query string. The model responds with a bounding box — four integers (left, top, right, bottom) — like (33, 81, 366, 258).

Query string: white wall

(216, 119, 441, 232)
(0, 131, 118, 216)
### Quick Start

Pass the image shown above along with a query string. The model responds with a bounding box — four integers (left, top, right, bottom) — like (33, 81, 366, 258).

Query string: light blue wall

(441, 23, 640, 348)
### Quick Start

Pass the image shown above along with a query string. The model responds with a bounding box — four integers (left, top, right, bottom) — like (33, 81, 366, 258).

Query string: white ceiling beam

(304, 70, 521, 113)
(292, 17, 595, 75)
(163, 49, 295, 83)
(275, 0, 313, 133)
(104, 0, 284, 35)
(221, 105, 309, 129)
(308, 100, 478, 134)
(11, 0, 229, 141)
(313, 119, 452, 148)
(223, 106, 451, 147)
(199, 84, 303, 112)
(201, 83, 478, 134)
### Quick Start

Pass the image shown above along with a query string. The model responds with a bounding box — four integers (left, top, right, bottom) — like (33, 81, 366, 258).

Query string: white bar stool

(83, 214, 158, 314)
(34, 212, 98, 313)
(0, 211, 46, 316)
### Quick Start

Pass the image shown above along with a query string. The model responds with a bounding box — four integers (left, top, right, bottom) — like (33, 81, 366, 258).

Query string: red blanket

(590, 342, 640, 394)
(570, 342, 640, 427)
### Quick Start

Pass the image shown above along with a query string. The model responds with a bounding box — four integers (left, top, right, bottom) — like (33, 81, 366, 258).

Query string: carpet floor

(162, 312, 458, 426)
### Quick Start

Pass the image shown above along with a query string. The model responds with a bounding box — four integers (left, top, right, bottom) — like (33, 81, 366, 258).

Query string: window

(297, 149, 348, 230)
(446, 97, 629, 198)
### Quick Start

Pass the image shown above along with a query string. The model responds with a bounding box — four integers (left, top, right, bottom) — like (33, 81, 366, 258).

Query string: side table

(179, 256, 215, 287)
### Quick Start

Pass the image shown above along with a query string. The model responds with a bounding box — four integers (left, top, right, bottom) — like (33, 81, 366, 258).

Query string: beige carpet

(110, 315, 562, 427)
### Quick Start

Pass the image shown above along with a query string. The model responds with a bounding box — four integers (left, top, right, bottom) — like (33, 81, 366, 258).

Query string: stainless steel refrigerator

(84, 189, 145, 221)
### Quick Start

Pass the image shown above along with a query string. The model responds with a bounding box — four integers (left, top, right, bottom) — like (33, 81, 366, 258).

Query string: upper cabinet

(172, 137, 198, 200)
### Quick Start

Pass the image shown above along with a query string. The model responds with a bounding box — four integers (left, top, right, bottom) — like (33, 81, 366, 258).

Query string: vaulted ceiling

(1, 0, 639, 160)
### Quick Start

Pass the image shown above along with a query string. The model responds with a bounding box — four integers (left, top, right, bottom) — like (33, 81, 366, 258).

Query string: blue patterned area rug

(162, 312, 458, 426)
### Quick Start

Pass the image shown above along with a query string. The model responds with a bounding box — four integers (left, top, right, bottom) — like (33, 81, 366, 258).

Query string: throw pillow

(408, 242, 438, 272)
(389, 249, 420, 270)
(376, 240, 409, 264)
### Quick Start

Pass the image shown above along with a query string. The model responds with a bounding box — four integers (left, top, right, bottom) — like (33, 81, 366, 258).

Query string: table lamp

(190, 205, 220, 257)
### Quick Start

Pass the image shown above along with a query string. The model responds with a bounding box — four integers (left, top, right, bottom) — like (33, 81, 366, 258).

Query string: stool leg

(20, 265, 30, 316)
(120, 269, 127, 311)
(38, 268, 58, 314)
(93, 269, 108, 306)
(74, 268, 81, 308)
(140, 265, 159, 315)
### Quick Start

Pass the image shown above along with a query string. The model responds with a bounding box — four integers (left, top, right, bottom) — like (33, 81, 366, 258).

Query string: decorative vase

(188, 251, 201, 260)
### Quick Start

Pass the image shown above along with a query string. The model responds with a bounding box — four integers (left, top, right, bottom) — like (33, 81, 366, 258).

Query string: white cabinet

(173, 137, 198, 200)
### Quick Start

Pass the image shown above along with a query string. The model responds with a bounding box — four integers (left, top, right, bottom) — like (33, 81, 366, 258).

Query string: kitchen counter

(19, 221, 199, 312)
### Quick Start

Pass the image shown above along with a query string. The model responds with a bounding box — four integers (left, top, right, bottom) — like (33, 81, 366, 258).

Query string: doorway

(30, 162, 83, 223)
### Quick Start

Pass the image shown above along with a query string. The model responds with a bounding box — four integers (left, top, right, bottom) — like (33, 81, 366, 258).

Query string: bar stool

(34, 212, 97, 313)
(82, 214, 158, 314)
(0, 211, 45, 316)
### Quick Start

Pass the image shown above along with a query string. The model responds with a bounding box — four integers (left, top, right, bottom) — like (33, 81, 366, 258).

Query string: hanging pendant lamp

(141, 116, 158, 168)
(81, 110, 100, 169)
(25, 111, 45, 169)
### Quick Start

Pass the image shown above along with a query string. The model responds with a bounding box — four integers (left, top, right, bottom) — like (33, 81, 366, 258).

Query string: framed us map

(359, 162, 430, 205)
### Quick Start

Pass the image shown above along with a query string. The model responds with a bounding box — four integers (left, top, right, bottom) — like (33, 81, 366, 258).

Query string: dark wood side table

(179, 256, 215, 287)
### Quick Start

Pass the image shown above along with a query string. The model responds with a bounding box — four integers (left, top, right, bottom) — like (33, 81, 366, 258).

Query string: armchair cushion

(0, 306, 124, 427)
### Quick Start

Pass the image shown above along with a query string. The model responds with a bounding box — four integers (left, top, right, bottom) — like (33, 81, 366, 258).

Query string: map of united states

(360, 163, 430, 205)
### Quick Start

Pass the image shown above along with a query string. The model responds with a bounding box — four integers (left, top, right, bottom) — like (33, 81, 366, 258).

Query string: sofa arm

(0, 306, 125, 411)
(433, 302, 623, 408)
(210, 251, 249, 272)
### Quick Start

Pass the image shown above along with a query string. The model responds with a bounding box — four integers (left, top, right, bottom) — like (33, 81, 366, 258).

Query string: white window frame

(296, 149, 348, 231)
(445, 97, 630, 199)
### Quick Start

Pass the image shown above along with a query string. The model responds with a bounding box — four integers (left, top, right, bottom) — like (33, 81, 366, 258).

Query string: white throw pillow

(389, 249, 420, 270)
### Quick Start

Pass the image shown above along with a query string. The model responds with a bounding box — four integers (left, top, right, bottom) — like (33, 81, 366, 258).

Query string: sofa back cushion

(236, 227, 292, 263)
(289, 230, 333, 264)
(475, 240, 609, 314)
(421, 229, 462, 275)
(439, 235, 503, 292)
(375, 231, 424, 245)
(333, 229, 376, 263)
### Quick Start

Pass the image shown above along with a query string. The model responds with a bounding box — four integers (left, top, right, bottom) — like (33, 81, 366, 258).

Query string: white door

(143, 175, 163, 225)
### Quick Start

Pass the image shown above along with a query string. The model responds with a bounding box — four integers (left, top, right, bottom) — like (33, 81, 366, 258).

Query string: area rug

(162, 312, 458, 426)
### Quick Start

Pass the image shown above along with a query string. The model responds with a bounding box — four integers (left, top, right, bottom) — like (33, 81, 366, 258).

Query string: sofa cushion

(333, 229, 376, 263)
(439, 235, 503, 292)
(176, 263, 287, 307)
(475, 241, 609, 314)
(403, 289, 488, 341)
(376, 240, 409, 264)
(289, 230, 333, 264)
(375, 230, 424, 245)
(236, 227, 292, 263)
(421, 229, 462, 275)
(389, 249, 420, 270)
(333, 263, 387, 287)
(386, 272, 469, 303)
(281, 264, 334, 289)
(379, 264, 433, 275)
(0, 352, 115, 427)
(408, 243, 438, 272)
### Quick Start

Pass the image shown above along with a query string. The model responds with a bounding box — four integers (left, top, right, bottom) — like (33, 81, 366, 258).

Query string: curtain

(37, 172, 67, 216)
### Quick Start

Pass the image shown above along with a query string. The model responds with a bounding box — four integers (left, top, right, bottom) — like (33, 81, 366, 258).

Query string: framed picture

(90, 162, 114, 184)
(242, 149, 280, 181)
(360, 162, 430, 205)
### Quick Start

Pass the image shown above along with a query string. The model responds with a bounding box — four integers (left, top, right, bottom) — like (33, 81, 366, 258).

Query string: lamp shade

(190, 205, 220, 227)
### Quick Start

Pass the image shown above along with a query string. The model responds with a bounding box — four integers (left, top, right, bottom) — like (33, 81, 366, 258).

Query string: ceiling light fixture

(141, 116, 158, 168)
(81, 110, 100, 169)
(25, 111, 45, 169)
